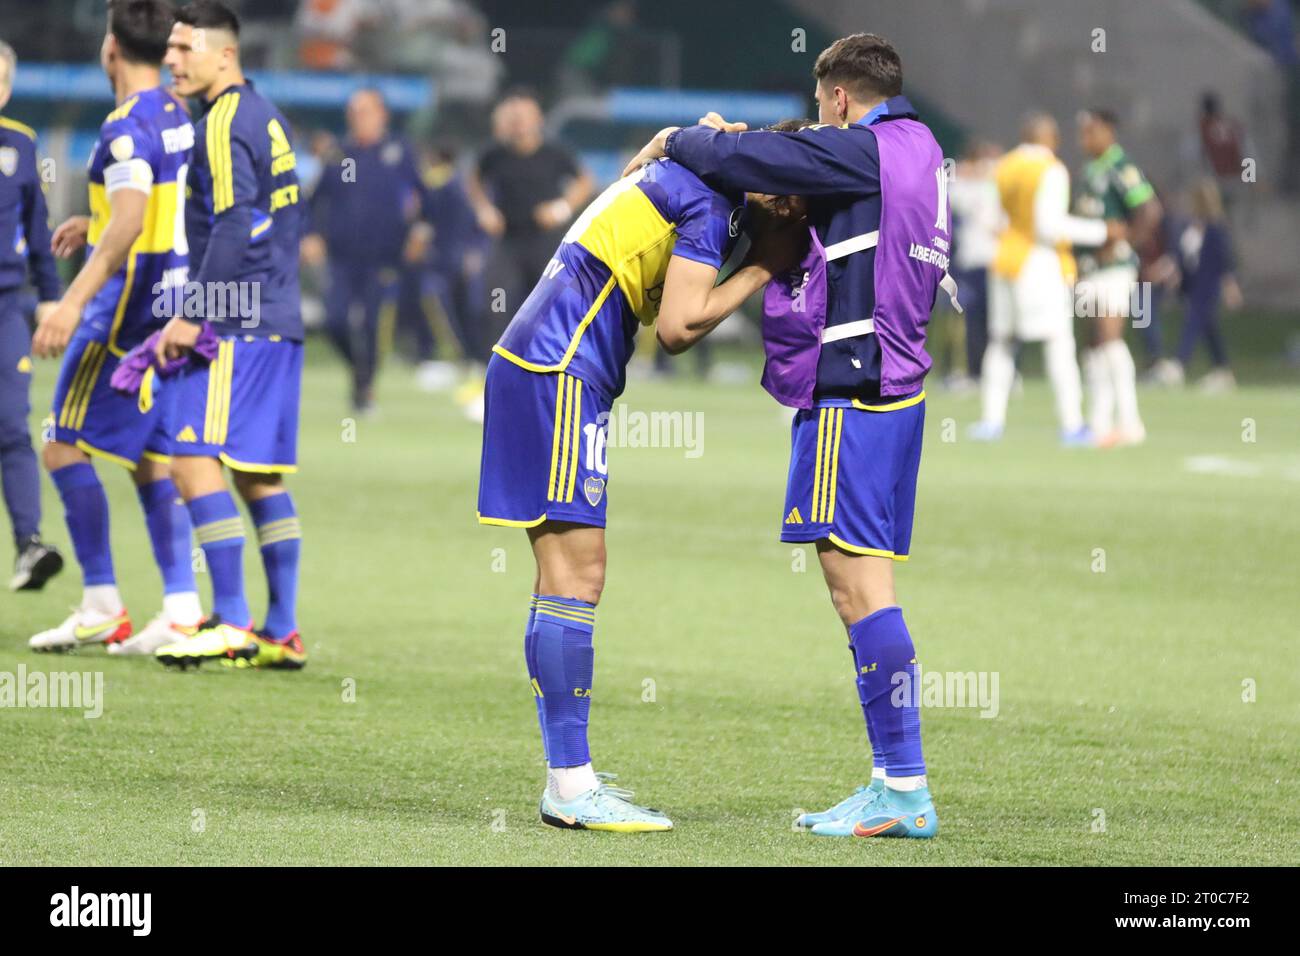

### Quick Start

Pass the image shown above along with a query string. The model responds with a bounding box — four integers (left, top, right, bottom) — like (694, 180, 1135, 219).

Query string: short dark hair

(1083, 107, 1119, 130)
(766, 118, 816, 133)
(175, 0, 240, 37)
(813, 33, 902, 101)
(107, 0, 176, 65)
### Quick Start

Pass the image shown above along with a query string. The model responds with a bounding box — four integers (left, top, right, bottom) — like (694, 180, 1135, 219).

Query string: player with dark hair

(151, 0, 307, 669)
(624, 32, 952, 837)
(28, 0, 202, 651)
(1074, 108, 1161, 447)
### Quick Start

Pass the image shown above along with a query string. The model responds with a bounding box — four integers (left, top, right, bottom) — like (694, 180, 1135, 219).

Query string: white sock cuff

(884, 774, 928, 792)
(82, 584, 123, 615)
(162, 591, 203, 626)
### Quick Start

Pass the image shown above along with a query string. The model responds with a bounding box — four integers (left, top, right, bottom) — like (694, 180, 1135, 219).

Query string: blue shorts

(780, 394, 925, 560)
(478, 354, 611, 528)
(50, 333, 172, 469)
(168, 335, 302, 473)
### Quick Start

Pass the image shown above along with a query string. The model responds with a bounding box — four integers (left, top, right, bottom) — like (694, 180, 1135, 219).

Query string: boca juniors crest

(583, 476, 605, 507)
(0, 147, 17, 177)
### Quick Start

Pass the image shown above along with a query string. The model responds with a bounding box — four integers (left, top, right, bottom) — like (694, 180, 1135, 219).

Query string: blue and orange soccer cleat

(795, 780, 885, 830)
(810, 785, 939, 839)
(539, 774, 672, 833)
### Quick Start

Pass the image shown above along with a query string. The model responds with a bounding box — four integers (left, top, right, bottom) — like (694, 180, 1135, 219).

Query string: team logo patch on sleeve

(583, 476, 606, 507)
(0, 147, 17, 177)
(109, 134, 135, 162)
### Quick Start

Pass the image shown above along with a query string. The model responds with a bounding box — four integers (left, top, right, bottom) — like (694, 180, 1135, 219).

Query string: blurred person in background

(945, 138, 1003, 390)
(1136, 184, 1177, 380)
(419, 143, 492, 387)
(303, 88, 432, 414)
(559, 0, 641, 97)
(0, 39, 63, 591)
(1161, 179, 1243, 392)
(1074, 109, 1161, 448)
(971, 113, 1111, 444)
(392, 140, 480, 393)
(1242, 0, 1300, 193)
(468, 89, 594, 334)
(295, 0, 377, 71)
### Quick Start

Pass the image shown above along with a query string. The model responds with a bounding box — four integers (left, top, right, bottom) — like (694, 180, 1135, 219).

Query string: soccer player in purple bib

(625, 33, 947, 837)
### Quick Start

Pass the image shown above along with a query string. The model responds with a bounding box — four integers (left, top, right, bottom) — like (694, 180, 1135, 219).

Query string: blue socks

(532, 595, 596, 768)
(249, 492, 301, 639)
(136, 478, 196, 595)
(849, 606, 927, 779)
(51, 462, 114, 586)
(187, 490, 250, 626)
(523, 595, 548, 762)
(848, 643, 889, 783)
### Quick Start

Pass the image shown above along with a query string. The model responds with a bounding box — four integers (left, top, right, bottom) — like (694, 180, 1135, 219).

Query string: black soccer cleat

(10, 537, 64, 592)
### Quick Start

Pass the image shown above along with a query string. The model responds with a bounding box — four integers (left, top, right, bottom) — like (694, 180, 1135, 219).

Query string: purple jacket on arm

(667, 97, 955, 401)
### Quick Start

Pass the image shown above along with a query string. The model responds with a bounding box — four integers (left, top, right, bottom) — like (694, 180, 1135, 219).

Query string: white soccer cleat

(1098, 423, 1147, 449)
(1197, 368, 1236, 394)
(107, 612, 200, 656)
(415, 360, 457, 392)
(29, 607, 132, 652)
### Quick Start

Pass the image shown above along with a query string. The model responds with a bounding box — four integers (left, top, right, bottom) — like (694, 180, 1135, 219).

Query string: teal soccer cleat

(539, 774, 673, 833)
(810, 785, 938, 838)
(795, 780, 885, 830)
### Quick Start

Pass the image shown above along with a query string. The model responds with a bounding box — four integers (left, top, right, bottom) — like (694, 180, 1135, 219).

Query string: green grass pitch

(1, 339, 1296, 866)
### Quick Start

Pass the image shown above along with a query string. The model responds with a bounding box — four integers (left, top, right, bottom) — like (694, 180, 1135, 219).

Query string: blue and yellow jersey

(82, 87, 193, 355)
(186, 81, 303, 340)
(494, 158, 742, 398)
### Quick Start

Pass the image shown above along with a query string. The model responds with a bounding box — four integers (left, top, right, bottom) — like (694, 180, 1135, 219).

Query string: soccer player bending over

(29, 0, 204, 653)
(477, 150, 804, 831)
(152, 0, 306, 669)
(625, 33, 953, 837)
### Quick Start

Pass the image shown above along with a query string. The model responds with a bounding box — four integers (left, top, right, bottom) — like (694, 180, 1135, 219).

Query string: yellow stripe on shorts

(810, 408, 827, 523)
(549, 373, 581, 504)
(566, 379, 582, 504)
(59, 342, 101, 429)
(204, 341, 235, 445)
(824, 408, 844, 524)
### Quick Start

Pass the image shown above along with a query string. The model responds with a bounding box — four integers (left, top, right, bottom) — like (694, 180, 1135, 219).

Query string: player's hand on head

(31, 300, 78, 358)
(620, 126, 680, 178)
(50, 216, 90, 258)
(697, 112, 747, 133)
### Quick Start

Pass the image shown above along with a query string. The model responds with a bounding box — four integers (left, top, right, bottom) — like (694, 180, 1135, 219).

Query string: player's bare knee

(42, 440, 86, 473)
(233, 469, 282, 502)
(133, 455, 171, 487)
